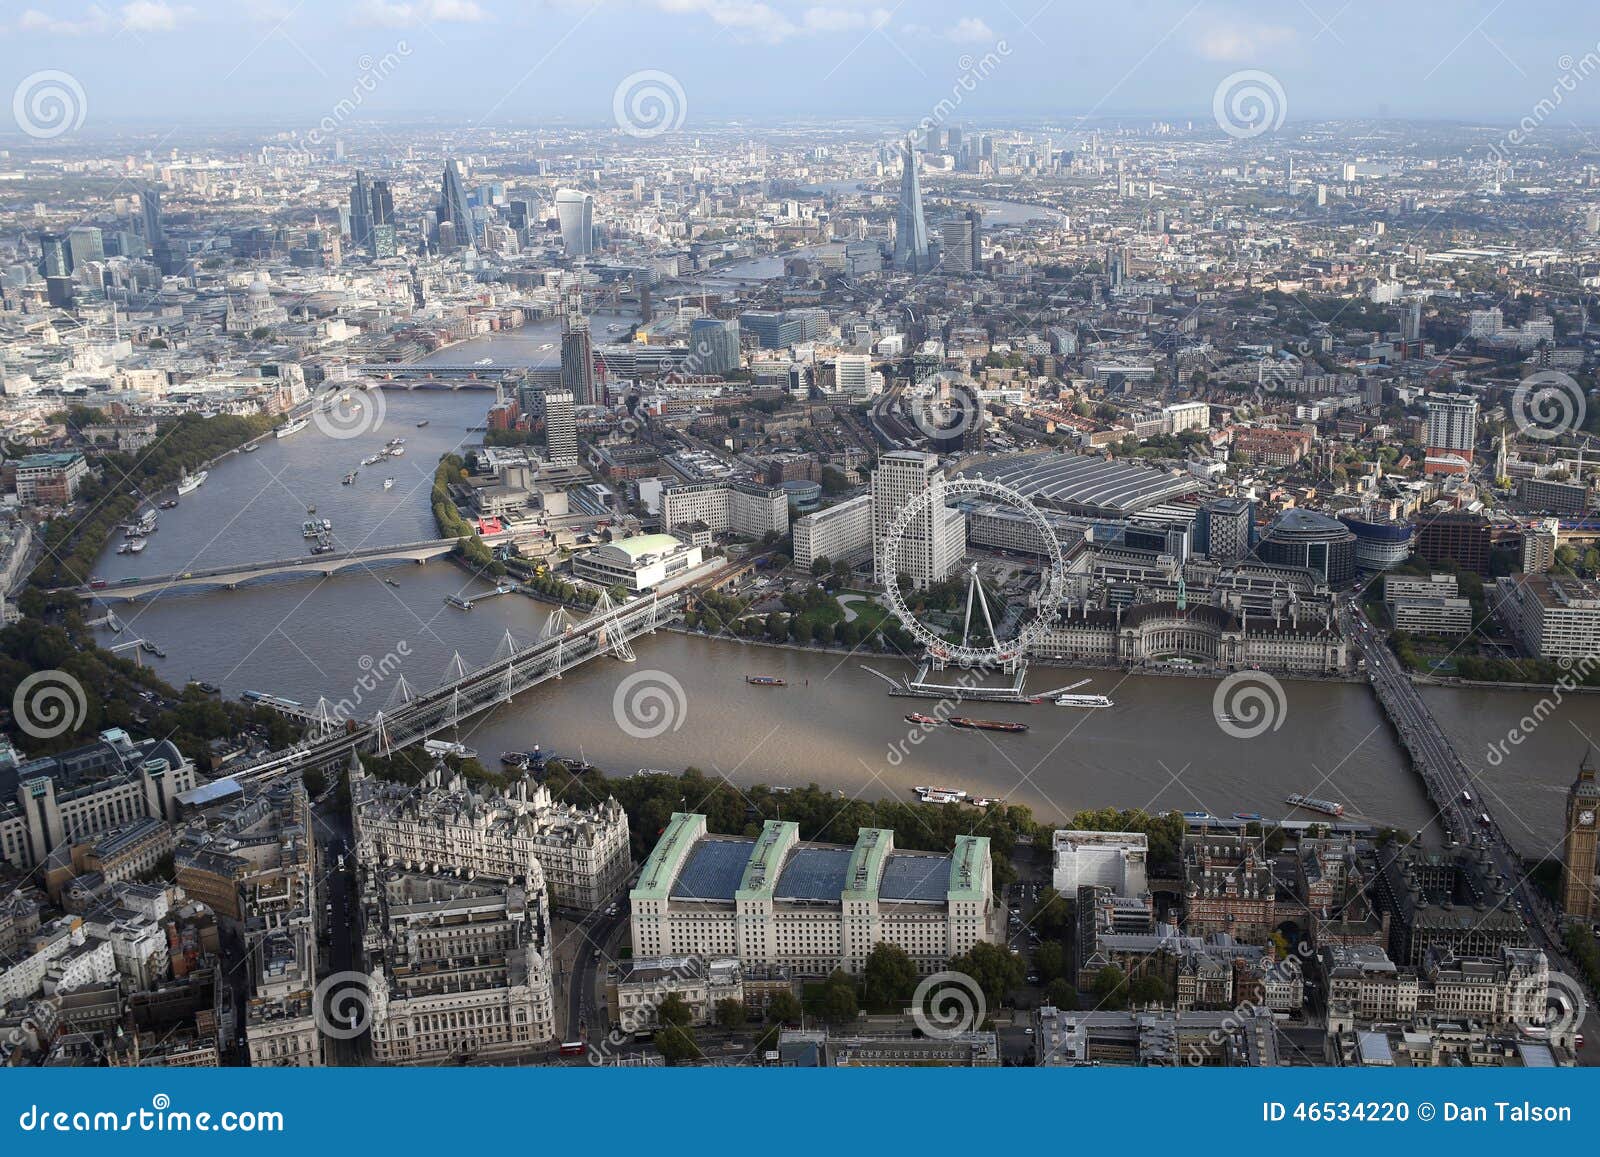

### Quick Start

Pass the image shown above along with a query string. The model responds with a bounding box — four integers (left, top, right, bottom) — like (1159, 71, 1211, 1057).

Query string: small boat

(128, 538, 147, 554)
(423, 739, 477, 760)
(383, 477, 395, 490)
(1055, 693, 1113, 708)
(189, 681, 220, 694)
(310, 542, 335, 555)
(158, 498, 178, 510)
(385, 578, 401, 588)
(913, 785, 968, 804)
(1233, 811, 1264, 822)
(745, 675, 786, 687)
(1183, 811, 1217, 823)
(388, 445, 404, 457)
(474, 357, 493, 366)
(139, 640, 164, 657)
(948, 716, 1028, 734)
(242, 444, 258, 453)
(1286, 793, 1345, 818)
(343, 472, 357, 485)
(307, 505, 316, 514)
(417, 419, 430, 427)
(117, 541, 133, 555)
(275, 417, 308, 438)
(973, 797, 1001, 807)
(501, 751, 531, 768)
(904, 712, 941, 726)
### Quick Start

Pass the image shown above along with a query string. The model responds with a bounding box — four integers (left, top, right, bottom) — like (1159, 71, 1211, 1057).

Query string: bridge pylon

(587, 589, 637, 662)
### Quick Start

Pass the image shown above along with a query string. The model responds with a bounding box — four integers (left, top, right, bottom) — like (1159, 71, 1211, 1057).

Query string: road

(312, 800, 364, 1065)
(1343, 595, 1598, 1060)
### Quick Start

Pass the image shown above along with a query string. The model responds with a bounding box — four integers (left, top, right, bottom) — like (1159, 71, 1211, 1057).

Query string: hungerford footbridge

(212, 591, 679, 788)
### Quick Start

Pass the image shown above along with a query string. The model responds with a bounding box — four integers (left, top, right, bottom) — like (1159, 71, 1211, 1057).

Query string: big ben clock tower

(1561, 747, 1600, 922)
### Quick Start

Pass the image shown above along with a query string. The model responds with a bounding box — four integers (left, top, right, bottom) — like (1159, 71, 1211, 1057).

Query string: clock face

(1581, 810, 1597, 826)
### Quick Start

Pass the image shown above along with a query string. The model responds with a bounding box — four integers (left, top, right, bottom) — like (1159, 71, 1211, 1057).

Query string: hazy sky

(4, 0, 1600, 132)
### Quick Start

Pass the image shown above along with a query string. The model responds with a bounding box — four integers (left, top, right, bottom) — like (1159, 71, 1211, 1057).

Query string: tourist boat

(309, 541, 335, 555)
(275, 417, 308, 438)
(387, 445, 404, 457)
(139, 639, 164, 657)
(176, 470, 208, 496)
(1182, 811, 1218, 823)
(116, 541, 134, 555)
(302, 519, 332, 537)
(904, 712, 941, 726)
(127, 538, 147, 554)
(383, 477, 395, 490)
(1233, 811, 1264, 822)
(913, 786, 968, 804)
(242, 443, 258, 453)
(745, 675, 786, 686)
(1286, 793, 1345, 818)
(362, 454, 383, 466)
(423, 739, 477, 760)
(973, 797, 1001, 808)
(416, 419, 430, 427)
(474, 357, 493, 366)
(158, 498, 179, 510)
(948, 716, 1028, 734)
(1055, 693, 1113, 708)
(127, 510, 158, 536)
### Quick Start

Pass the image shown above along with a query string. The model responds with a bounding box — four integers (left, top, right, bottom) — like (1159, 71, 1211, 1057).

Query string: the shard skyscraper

(893, 137, 930, 273)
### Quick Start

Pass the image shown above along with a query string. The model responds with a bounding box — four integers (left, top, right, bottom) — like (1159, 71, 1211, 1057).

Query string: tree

(831, 558, 853, 585)
(1128, 973, 1171, 1007)
(766, 990, 803, 1026)
(715, 999, 747, 1030)
(1044, 978, 1079, 1010)
(1034, 940, 1066, 983)
(816, 970, 859, 1024)
(657, 993, 693, 1028)
(1091, 965, 1129, 1010)
(654, 1022, 699, 1065)
(949, 941, 1024, 1006)
(1030, 887, 1075, 938)
(811, 555, 832, 577)
(862, 942, 919, 1010)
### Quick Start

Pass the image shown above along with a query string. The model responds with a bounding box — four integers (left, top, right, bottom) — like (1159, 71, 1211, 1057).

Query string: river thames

(85, 353, 1593, 855)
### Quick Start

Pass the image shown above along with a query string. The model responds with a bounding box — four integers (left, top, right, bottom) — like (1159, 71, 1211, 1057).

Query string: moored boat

(1055, 693, 1113, 708)
(948, 716, 1028, 733)
(745, 675, 786, 686)
(1286, 793, 1345, 817)
(904, 712, 941, 726)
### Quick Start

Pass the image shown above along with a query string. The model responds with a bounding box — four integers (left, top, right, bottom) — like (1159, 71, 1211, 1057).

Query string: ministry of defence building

(630, 813, 1002, 975)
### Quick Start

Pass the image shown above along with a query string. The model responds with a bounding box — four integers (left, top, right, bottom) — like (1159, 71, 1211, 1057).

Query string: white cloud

(355, 0, 488, 27)
(1194, 20, 1295, 62)
(944, 16, 992, 44)
(18, 2, 193, 34)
